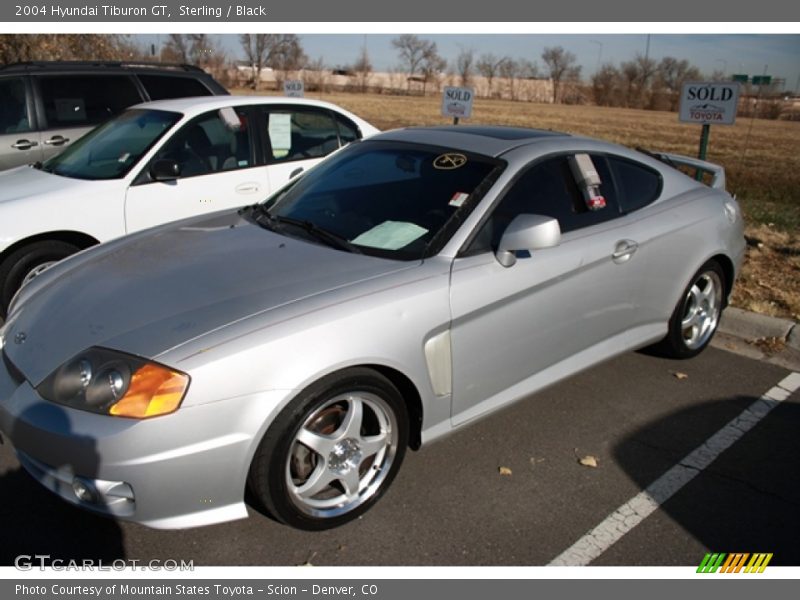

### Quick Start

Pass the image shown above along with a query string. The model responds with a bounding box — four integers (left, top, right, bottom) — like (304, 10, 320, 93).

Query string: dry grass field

(235, 89, 800, 320)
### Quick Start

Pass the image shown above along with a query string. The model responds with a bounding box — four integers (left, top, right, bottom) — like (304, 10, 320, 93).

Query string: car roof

(0, 61, 208, 74)
(373, 126, 571, 157)
(131, 95, 355, 116)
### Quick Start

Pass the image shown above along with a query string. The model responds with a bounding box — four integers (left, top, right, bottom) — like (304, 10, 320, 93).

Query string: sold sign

(679, 81, 740, 126)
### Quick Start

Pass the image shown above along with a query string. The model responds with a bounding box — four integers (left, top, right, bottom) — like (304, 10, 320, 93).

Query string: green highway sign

(732, 74, 749, 83)
(752, 75, 772, 85)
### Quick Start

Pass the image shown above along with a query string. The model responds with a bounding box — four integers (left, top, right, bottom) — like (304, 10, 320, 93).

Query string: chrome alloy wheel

(286, 392, 399, 518)
(681, 270, 722, 350)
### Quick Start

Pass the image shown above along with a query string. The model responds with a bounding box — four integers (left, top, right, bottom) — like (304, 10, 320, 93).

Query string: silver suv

(0, 61, 228, 171)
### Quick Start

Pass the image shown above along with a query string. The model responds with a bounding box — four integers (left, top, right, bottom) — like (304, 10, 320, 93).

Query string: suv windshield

(262, 140, 503, 260)
(41, 109, 181, 180)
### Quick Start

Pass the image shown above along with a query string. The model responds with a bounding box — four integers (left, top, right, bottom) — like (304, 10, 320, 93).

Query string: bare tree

(240, 34, 306, 90)
(303, 57, 328, 94)
(420, 45, 447, 94)
(351, 47, 373, 93)
(477, 53, 506, 97)
(0, 34, 141, 63)
(456, 48, 475, 87)
(541, 46, 578, 103)
(656, 57, 701, 110)
(591, 63, 621, 106)
(161, 34, 191, 63)
(392, 34, 435, 90)
(499, 58, 523, 100)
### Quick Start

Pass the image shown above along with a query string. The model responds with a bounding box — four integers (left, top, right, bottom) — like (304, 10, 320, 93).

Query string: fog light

(72, 478, 98, 504)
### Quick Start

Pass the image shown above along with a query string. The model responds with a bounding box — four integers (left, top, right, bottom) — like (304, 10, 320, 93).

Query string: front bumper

(0, 350, 290, 529)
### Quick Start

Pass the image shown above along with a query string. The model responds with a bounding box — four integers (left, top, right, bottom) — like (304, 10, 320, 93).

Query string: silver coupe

(0, 126, 745, 530)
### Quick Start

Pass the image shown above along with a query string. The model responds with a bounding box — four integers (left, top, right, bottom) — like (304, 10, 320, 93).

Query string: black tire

(0, 240, 80, 318)
(248, 367, 409, 530)
(654, 260, 726, 359)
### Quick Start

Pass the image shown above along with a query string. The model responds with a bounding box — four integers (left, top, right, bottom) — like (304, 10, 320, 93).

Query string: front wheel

(248, 368, 408, 530)
(0, 240, 80, 318)
(656, 260, 726, 359)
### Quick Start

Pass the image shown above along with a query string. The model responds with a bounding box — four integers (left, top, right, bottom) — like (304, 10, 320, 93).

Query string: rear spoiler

(641, 149, 727, 191)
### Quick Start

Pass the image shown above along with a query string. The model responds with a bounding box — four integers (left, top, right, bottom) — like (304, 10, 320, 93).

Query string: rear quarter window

(138, 75, 214, 100)
(608, 156, 663, 213)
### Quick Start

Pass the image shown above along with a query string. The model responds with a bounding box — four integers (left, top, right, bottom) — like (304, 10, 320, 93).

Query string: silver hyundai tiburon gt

(0, 126, 745, 530)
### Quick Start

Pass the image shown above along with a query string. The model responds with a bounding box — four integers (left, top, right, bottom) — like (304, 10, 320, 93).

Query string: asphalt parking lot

(1, 345, 797, 567)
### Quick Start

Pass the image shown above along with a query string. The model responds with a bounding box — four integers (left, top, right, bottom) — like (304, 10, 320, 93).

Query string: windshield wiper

(273, 215, 362, 254)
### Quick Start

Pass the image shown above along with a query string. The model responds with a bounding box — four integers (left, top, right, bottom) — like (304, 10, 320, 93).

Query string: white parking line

(549, 371, 800, 566)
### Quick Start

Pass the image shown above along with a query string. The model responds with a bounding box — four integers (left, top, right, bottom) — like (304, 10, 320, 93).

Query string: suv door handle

(612, 239, 639, 263)
(11, 139, 38, 150)
(44, 135, 70, 146)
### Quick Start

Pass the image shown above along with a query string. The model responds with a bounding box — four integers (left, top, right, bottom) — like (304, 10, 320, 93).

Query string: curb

(719, 307, 799, 351)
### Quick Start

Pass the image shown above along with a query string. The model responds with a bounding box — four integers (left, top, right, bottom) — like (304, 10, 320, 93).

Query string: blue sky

(140, 34, 800, 90)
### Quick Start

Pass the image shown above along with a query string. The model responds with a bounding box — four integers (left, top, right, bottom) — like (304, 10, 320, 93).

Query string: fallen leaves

(498, 466, 513, 476)
(670, 370, 689, 380)
(578, 455, 599, 468)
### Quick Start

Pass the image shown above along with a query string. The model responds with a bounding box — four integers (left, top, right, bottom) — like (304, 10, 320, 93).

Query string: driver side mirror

(150, 159, 181, 182)
(496, 214, 561, 267)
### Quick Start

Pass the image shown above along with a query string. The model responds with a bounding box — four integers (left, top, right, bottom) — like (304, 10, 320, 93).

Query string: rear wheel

(248, 368, 408, 530)
(657, 260, 725, 359)
(0, 240, 80, 318)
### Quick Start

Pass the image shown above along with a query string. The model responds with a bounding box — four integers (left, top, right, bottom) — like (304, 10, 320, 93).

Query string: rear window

(38, 75, 142, 128)
(138, 75, 213, 100)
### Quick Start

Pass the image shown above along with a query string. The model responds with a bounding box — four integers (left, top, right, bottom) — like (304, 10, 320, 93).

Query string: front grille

(2, 349, 25, 386)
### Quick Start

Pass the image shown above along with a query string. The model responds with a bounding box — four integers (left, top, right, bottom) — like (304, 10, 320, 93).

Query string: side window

(263, 108, 341, 163)
(467, 154, 619, 254)
(38, 75, 142, 128)
(334, 113, 360, 145)
(138, 75, 213, 100)
(0, 78, 32, 133)
(151, 108, 253, 178)
(607, 156, 662, 213)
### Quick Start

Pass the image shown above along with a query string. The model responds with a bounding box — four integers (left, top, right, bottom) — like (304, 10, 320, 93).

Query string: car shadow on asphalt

(612, 395, 800, 566)
(0, 402, 125, 566)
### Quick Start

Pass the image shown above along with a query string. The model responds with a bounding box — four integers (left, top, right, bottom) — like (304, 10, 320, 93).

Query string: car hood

(0, 165, 89, 204)
(3, 210, 416, 386)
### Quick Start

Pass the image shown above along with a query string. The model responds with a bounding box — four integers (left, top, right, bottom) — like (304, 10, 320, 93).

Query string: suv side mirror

(496, 214, 561, 267)
(150, 159, 181, 182)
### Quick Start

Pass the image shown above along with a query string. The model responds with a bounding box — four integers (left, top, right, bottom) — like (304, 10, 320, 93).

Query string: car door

(0, 76, 43, 170)
(258, 106, 353, 191)
(124, 106, 265, 232)
(33, 74, 144, 161)
(448, 153, 647, 426)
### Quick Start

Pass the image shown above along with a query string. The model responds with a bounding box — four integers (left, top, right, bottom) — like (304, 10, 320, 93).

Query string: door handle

(11, 139, 38, 150)
(44, 135, 70, 146)
(612, 239, 639, 263)
(235, 182, 261, 194)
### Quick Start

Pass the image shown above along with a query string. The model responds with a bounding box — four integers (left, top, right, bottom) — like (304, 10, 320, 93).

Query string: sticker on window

(351, 221, 428, 250)
(54, 98, 86, 122)
(449, 192, 469, 207)
(433, 153, 467, 170)
(268, 113, 292, 158)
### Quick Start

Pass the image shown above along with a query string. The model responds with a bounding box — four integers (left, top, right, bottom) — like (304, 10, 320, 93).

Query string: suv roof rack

(0, 61, 205, 73)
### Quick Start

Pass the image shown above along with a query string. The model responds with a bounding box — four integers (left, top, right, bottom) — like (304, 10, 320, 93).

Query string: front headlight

(37, 347, 190, 419)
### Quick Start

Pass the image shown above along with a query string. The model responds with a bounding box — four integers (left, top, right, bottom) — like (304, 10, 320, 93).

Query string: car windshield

(40, 109, 181, 180)
(261, 140, 503, 260)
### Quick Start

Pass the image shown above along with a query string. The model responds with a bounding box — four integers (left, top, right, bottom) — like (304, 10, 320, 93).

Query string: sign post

(441, 86, 474, 125)
(679, 81, 740, 180)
